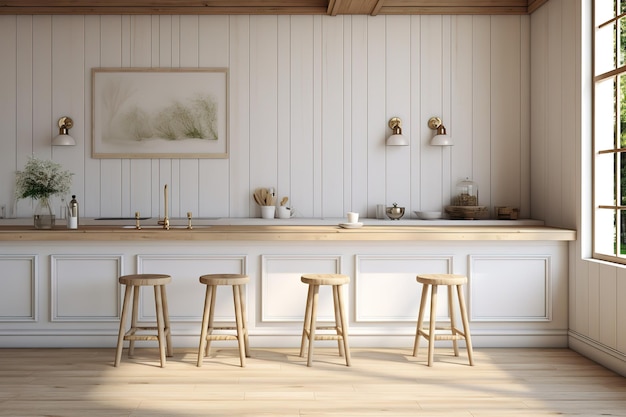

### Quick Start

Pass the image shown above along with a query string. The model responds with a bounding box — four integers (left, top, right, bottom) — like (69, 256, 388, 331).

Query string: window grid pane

(621, 74, 626, 147)
(596, 77, 617, 151)
(596, 208, 617, 257)
(594, 0, 626, 263)
(597, 0, 616, 23)
(597, 153, 616, 206)
(596, 22, 616, 75)
(616, 17, 626, 67)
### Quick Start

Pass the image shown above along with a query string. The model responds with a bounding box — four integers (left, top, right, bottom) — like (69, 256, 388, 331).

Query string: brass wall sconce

(386, 117, 409, 146)
(52, 116, 76, 146)
(428, 117, 453, 146)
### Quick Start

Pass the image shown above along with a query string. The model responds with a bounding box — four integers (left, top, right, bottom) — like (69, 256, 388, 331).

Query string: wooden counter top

(0, 224, 576, 242)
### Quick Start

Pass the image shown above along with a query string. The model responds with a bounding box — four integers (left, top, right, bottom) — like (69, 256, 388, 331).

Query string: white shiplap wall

(0, 14, 530, 220)
(530, 0, 626, 376)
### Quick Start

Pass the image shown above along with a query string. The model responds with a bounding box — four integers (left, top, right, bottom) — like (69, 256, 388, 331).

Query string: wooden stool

(300, 274, 351, 367)
(114, 274, 173, 368)
(197, 274, 250, 367)
(413, 273, 474, 366)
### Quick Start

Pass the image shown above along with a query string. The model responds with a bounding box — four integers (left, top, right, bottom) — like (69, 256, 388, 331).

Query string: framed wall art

(92, 67, 228, 159)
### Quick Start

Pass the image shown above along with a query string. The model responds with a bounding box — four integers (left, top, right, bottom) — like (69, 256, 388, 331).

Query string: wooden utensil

(254, 188, 266, 206)
(280, 197, 288, 206)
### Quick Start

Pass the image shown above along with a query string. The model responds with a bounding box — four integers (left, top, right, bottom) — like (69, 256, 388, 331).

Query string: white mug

(277, 206, 294, 219)
(376, 204, 386, 219)
(347, 212, 359, 223)
(261, 206, 276, 219)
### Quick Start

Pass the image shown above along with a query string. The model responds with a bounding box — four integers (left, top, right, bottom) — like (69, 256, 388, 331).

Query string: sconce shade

(52, 116, 76, 146)
(428, 117, 453, 146)
(387, 117, 409, 146)
(52, 133, 76, 146)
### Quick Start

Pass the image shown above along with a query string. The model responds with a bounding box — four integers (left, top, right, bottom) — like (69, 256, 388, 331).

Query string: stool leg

(300, 284, 314, 358)
(413, 283, 429, 357)
(205, 285, 217, 357)
(335, 284, 351, 367)
(448, 285, 460, 357)
(457, 284, 474, 366)
(160, 285, 173, 357)
(114, 284, 133, 367)
(427, 284, 438, 367)
(154, 285, 167, 368)
(197, 284, 212, 367)
(128, 285, 140, 357)
(237, 284, 250, 357)
(233, 284, 246, 367)
(306, 284, 320, 367)
(332, 285, 345, 358)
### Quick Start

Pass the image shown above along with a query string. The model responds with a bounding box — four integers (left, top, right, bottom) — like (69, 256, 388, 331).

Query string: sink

(95, 217, 151, 220)
(121, 225, 211, 229)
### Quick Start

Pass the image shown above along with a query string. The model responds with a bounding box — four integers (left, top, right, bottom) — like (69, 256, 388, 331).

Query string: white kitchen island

(0, 218, 575, 349)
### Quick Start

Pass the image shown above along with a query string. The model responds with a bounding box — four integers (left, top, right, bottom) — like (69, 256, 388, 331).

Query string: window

(594, 0, 626, 264)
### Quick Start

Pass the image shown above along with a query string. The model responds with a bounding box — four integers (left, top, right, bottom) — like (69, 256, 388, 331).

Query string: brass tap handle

(187, 211, 193, 230)
(157, 217, 170, 230)
(135, 211, 142, 230)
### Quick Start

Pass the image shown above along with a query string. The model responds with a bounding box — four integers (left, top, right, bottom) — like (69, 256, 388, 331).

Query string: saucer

(339, 222, 363, 229)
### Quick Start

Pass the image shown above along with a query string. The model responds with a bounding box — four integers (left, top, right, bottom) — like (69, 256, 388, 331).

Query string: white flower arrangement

(15, 156, 73, 201)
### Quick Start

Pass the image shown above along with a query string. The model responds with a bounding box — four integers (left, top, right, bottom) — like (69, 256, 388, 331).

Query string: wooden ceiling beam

(371, 0, 385, 16)
(328, 0, 341, 16)
(0, 0, 549, 15)
(527, 0, 548, 14)
(0, 7, 329, 15)
(379, 6, 528, 15)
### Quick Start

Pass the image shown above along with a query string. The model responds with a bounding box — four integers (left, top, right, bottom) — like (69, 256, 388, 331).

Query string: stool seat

(114, 274, 172, 368)
(413, 273, 474, 367)
(200, 274, 249, 286)
(301, 273, 350, 286)
(416, 273, 467, 286)
(197, 274, 250, 367)
(300, 273, 351, 367)
(119, 274, 172, 286)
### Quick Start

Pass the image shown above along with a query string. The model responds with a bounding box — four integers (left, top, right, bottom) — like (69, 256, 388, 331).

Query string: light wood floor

(0, 346, 625, 416)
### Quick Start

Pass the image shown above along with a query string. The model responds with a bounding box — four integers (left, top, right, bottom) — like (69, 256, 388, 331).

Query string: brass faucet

(134, 211, 142, 230)
(158, 184, 170, 230)
(187, 211, 193, 230)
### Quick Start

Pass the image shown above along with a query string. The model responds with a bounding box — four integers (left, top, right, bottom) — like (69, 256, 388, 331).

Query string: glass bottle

(59, 198, 66, 220)
(454, 177, 479, 206)
(34, 197, 55, 229)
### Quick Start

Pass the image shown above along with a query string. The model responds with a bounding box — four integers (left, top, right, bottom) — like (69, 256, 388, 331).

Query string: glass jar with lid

(454, 177, 478, 206)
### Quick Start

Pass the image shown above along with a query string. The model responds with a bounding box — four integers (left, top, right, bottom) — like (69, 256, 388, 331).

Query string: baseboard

(569, 331, 626, 377)
(0, 329, 569, 349)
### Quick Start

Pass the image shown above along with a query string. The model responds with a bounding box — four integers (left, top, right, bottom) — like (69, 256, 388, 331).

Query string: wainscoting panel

(0, 255, 37, 322)
(261, 254, 343, 322)
(470, 254, 551, 321)
(137, 254, 247, 322)
(50, 254, 122, 321)
(355, 255, 453, 322)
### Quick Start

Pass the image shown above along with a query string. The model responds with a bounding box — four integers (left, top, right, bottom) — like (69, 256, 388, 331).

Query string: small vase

(34, 197, 55, 229)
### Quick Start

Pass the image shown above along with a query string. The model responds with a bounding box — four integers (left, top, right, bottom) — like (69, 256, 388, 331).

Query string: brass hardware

(52, 116, 76, 146)
(157, 184, 170, 230)
(187, 211, 193, 230)
(428, 116, 452, 145)
(135, 211, 142, 230)
(58, 116, 73, 131)
(427, 117, 442, 130)
(388, 117, 402, 135)
(386, 117, 408, 146)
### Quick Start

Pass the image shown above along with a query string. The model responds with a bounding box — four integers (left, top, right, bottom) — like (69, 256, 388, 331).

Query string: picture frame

(92, 67, 228, 159)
